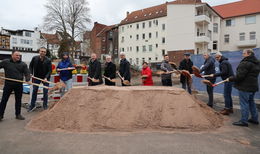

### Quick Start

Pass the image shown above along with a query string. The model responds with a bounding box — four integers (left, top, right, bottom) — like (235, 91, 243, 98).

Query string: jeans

(162, 79, 172, 86)
(30, 79, 49, 109)
(181, 81, 192, 94)
(60, 79, 73, 96)
(0, 82, 23, 116)
(238, 91, 259, 123)
(223, 82, 233, 109)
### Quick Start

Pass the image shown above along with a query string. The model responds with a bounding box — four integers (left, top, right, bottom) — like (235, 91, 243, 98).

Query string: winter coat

(229, 55, 260, 92)
(179, 59, 193, 83)
(119, 58, 131, 81)
(214, 56, 234, 80)
(141, 67, 153, 86)
(160, 60, 174, 80)
(57, 59, 73, 81)
(88, 59, 103, 84)
(29, 56, 52, 79)
(104, 62, 116, 85)
(200, 56, 216, 81)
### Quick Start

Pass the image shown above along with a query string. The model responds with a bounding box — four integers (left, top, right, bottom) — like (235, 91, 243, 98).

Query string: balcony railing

(195, 34, 210, 44)
(195, 15, 210, 25)
(237, 39, 257, 47)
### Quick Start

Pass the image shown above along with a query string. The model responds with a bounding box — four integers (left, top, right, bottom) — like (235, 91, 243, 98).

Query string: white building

(40, 32, 61, 57)
(213, 0, 260, 51)
(0, 27, 41, 51)
(119, 3, 167, 67)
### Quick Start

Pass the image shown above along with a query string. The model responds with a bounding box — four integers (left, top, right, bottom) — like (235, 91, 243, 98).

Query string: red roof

(41, 33, 60, 44)
(213, 0, 260, 18)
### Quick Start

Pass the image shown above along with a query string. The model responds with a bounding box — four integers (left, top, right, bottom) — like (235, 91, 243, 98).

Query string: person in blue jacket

(57, 52, 75, 96)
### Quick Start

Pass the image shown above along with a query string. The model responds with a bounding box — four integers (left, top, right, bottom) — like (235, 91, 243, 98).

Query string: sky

(0, 0, 241, 31)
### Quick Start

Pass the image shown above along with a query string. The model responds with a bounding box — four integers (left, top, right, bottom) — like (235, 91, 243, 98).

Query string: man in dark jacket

(228, 49, 260, 127)
(160, 55, 174, 86)
(104, 55, 116, 86)
(119, 52, 131, 86)
(28, 47, 52, 112)
(200, 52, 216, 107)
(88, 53, 103, 86)
(179, 53, 193, 94)
(0, 51, 31, 120)
(210, 52, 234, 115)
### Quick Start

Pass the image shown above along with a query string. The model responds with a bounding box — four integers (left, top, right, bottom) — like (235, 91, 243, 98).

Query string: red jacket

(141, 67, 153, 86)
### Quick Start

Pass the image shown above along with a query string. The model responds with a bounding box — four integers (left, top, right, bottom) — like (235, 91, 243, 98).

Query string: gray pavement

(0, 87, 260, 154)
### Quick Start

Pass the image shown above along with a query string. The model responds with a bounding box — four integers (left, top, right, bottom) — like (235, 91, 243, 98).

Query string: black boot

(232, 121, 248, 127)
(16, 115, 25, 120)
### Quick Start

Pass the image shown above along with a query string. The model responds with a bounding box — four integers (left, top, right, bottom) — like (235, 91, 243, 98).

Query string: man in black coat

(0, 51, 31, 120)
(228, 49, 260, 127)
(179, 53, 193, 94)
(200, 52, 216, 108)
(119, 52, 131, 86)
(88, 53, 103, 86)
(210, 52, 234, 115)
(104, 55, 116, 86)
(28, 47, 52, 112)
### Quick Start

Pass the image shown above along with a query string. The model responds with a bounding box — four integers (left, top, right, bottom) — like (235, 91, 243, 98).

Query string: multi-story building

(0, 33, 10, 49)
(119, 3, 167, 67)
(40, 32, 61, 56)
(0, 27, 41, 51)
(213, 0, 260, 51)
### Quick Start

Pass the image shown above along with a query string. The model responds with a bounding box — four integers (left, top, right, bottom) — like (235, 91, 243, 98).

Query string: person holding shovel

(179, 53, 193, 94)
(57, 52, 75, 96)
(28, 47, 52, 112)
(88, 53, 103, 86)
(103, 55, 116, 86)
(119, 52, 131, 86)
(200, 52, 216, 108)
(0, 50, 31, 121)
(228, 49, 260, 127)
(141, 62, 153, 86)
(208, 52, 234, 115)
(160, 55, 174, 86)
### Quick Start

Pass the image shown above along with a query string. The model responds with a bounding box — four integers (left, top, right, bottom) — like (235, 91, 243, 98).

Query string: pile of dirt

(26, 86, 223, 132)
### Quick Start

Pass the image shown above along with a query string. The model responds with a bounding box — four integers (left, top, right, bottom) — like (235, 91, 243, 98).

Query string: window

(245, 15, 256, 24)
(213, 23, 218, 33)
(142, 33, 145, 39)
(142, 45, 146, 52)
(130, 25, 132, 28)
(148, 57, 151, 62)
(130, 47, 132, 51)
(156, 44, 158, 48)
(149, 33, 152, 39)
(121, 36, 124, 43)
(155, 57, 158, 61)
(162, 37, 165, 44)
(226, 19, 235, 27)
(142, 58, 145, 63)
(130, 35, 132, 39)
(136, 46, 139, 52)
(25, 31, 31, 37)
(142, 22, 145, 28)
(162, 24, 165, 30)
(127, 47, 129, 52)
(129, 58, 132, 64)
(122, 48, 124, 52)
(250, 32, 256, 40)
(156, 32, 158, 38)
(239, 33, 245, 41)
(149, 45, 152, 52)
(136, 34, 139, 40)
(213, 41, 217, 50)
(149, 21, 152, 27)
(136, 58, 139, 65)
(136, 24, 139, 29)
(155, 20, 158, 26)
(122, 27, 124, 32)
(224, 34, 229, 43)
(162, 49, 165, 56)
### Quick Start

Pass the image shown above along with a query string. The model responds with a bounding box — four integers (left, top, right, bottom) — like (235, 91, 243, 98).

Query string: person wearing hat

(57, 52, 75, 96)
(179, 52, 193, 94)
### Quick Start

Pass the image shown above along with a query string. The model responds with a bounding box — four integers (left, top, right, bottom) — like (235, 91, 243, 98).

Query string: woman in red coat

(141, 62, 153, 86)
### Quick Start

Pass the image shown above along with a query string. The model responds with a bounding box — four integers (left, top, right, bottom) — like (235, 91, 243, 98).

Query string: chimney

(126, 11, 130, 16)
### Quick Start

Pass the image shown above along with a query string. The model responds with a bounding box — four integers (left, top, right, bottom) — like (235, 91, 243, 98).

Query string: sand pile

(27, 86, 223, 132)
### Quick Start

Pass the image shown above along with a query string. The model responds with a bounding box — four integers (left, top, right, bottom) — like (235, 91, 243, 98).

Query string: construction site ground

(0, 76, 259, 154)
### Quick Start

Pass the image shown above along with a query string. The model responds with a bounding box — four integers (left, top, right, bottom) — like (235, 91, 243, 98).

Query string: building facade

(0, 27, 41, 51)
(0, 34, 10, 49)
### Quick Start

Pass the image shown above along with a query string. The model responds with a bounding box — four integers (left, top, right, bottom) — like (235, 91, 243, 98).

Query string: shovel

(116, 72, 131, 86)
(202, 79, 229, 87)
(103, 75, 116, 83)
(31, 75, 66, 91)
(87, 77, 100, 83)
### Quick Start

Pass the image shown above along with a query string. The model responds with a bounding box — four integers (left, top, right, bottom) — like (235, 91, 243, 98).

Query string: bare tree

(43, 0, 91, 57)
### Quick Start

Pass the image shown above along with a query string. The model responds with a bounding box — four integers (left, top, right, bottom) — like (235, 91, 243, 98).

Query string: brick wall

(167, 50, 194, 66)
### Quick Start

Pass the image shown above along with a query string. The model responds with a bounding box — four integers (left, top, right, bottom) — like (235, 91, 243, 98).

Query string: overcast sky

(0, 0, 240, 31)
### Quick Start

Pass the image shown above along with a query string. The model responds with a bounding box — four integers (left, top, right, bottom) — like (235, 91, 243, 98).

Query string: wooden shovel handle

(103, 75, 116, 83)
(0, 77, 49, 89)
(212, 79, 229, 87)
(31, 75, 54, 84)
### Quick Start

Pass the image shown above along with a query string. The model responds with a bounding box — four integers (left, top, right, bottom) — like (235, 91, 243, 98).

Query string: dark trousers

(0, 82, 23, 116)
(206, 79, 215, 107)
(105, 79, 115, 86)
(223, 82, 233, 109)
(162, 79, 172, 86)
(30, 79, 49, 109)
